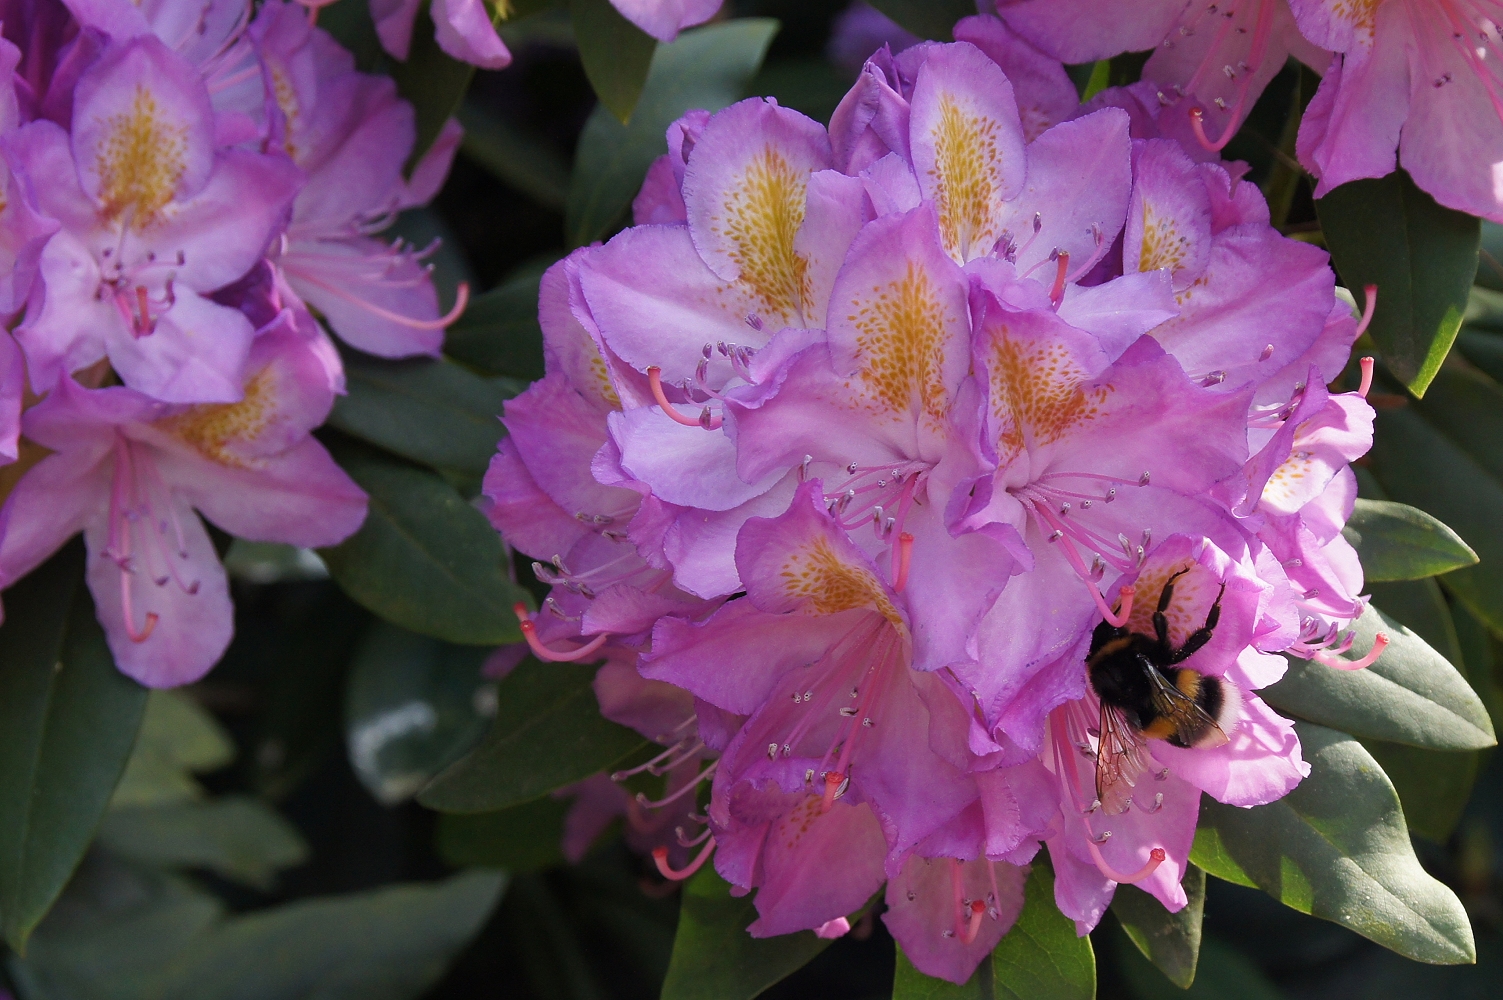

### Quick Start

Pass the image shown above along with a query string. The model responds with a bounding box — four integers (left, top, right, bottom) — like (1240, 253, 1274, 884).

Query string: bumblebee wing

(1146, 669, 1229, 749)
(1096, 702, 1154, 815)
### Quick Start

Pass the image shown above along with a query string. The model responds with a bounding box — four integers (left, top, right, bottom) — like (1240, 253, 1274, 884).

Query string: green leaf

(328, 348, 516, 478)
(1080, 60, 1111, 101)
(435, 797, 571, 872)
(749, 57, 856, 127)
(98, 798, 309, 891)
(457, 99, 571, 209)
(894, 944, 992, 999)
(1114, 931, 1283, 1000)
(419, 658, 644, 812)
(0, 542, 149, 953)
(1260, 605, 1494, 751)
(1188, 826, 1257, 889)
(21, 866, 503, 1000)
(660, 864, 830, 1000)
(1111, 865, 1205, 989)
(1369, 373, 1503, 633)
(991, 865, 1095, 1000)
(320, 447, 527, 646)
(344, 621, 494, 804)
(866, 0, 974, 39)
(1191, 722, 1474, 964)
(1316, 170, 1480, 396)
(443, 261, 551, 381)
(1343, 498, 1477, 581)
(390, 6, 477, 167)
(110, 690, 235, 808)
(1364, 738, 1479, 843)
(568, 0, 656, 124)
(566, 18, 779, 246)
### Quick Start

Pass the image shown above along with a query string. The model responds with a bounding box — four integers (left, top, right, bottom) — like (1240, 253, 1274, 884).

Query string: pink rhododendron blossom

(996, 0, 1326, 154)
(0, 320, 365, 686)
(1291, 0, 1503, 220)
(367, 0, 510, 70)
(611, 0, 724, 43)
(477, 11, 1383, 974)
(7, 35, 301, 402)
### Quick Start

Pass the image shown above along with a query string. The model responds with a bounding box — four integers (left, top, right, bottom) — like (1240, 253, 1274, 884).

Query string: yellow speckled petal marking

(846, 261, 951, 423)
(929, 95, 1003, 261)
(1138, 202, 1194, 275)
(157, 367, 276, 469)
(1124, 557, 1210, 646)
(1261, 450, 1317, 509)
(713, 146, 810, 325)
(780, 537, 903, 627)
(988, 331, 1109, 465)
(1329, 0, 1380, 43)
(94, 85, 189, 229)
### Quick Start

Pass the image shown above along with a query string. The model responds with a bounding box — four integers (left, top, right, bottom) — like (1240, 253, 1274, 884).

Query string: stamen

(652, 838, 716, 881)
(293, 273, 470, 329)
(1354, 284, 1378, 339)
(959, 899, 986, 945)
(647, 366, 723, 429)
(821, 770, 847, 813)
(1356, 356, 1374, 400)
(1313, 631, 1388, 671)
(514, 602, 609, 662)
(892, 532, 914, 591)
(1049, 250, 1070, 308)
(635, 761, 717, 809)
(1086, 841, 1166, 884)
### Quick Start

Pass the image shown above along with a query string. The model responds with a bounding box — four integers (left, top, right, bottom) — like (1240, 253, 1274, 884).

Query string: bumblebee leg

(1171, 583, 1226, 664)
(1153, 568, 1192, 655)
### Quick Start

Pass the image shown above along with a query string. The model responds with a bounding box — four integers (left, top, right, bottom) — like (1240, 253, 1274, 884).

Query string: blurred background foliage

(3, 1, 1503, 997)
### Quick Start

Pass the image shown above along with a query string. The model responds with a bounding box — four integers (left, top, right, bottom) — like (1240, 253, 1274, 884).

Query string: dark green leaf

(1187, 826, 1257, 889)
(1316, 170, 1479, 395)
(419, 658, 644, 812)
(866, 0, 973, 40)
(435, 797, 571, 872)
(1369, 397, 1503, 634)
(568, 0, 656, 124)
(152, 872, 504, 999)
(1079, 60, 1111, 101)
(894, 944, 992, 999)
(110, 691, 235, 808)
(1191, 722, 1474, 964)
(1114, 931, 1283, 1000)
(98, 798, 308, 891)
(344, 621, 494, 804)
(1343, 498, 1476, 581)
(444, 263, 551, 380)
(566, 19, 779, 246)
(660, 864, 829, 1000)
(329, 348, 515, 478)
(991, 865, 1095, 1000)
(457, 99, 571, 209)
(1111, 865, 1204, 989)
(1260, 605, 1493, 751)
(320, 448, 527, 646)
(390, 7, 478, 167)
(0, 542, 148, 953)
(1364, 738, 1478, 843)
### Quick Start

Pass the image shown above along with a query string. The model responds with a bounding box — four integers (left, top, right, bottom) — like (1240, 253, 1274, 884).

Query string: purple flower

(827, 1, 919, 76)
(368, 0, 510, 70)
(0, 315, 365, 687)
(6, 35, 302, 402)
(1292, 0, 1503, 220)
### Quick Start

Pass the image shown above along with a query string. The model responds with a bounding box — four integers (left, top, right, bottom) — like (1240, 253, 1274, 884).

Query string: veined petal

(1124, 139, 1214, 289)
(910, 41, 1027, 264)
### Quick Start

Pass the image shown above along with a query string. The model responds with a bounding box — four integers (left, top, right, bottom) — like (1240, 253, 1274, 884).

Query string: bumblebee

(1086, 568, 1240, 813)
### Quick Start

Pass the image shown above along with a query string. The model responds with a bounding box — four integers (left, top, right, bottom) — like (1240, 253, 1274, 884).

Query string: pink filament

(821, 771, 845, 813)
(1087, 841, 1166, 884)
(1188, 0, 1275, 152)
(892, 532, 914, 591)
(296, 273, 470, 329)
(647, 366, 723, 430)
(653, 838, 716, 881)
(514, 602, 609, 662)
(1049, 250, 1070, 308)
(1355, 285, 1378, 339)
(1314, 631, 1388, 671)
(1357, 356, 1375, 400)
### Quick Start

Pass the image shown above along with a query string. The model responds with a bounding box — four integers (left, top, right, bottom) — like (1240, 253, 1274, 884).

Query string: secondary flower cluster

(995, 0, 1503, 221)
(486, 13, 1382, 983)
(0, 0, 474, 686)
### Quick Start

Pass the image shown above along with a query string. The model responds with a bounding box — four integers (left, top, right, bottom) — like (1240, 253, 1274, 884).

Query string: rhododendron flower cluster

(995, 0, 1503, 221)
(0, 0, 475, 687)
(485, 13, 1386, 983)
